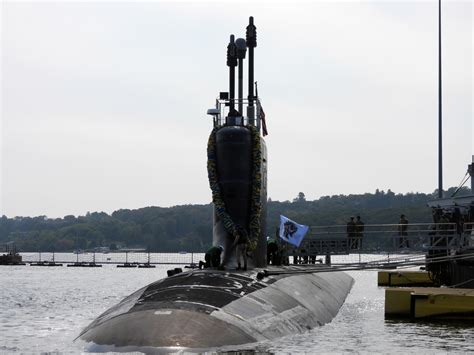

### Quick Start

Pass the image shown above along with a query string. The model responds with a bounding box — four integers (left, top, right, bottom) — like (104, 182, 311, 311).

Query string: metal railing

(209, 97, 264, 132)
(289, 222, 471, 257)
(20, 251, 203, 266)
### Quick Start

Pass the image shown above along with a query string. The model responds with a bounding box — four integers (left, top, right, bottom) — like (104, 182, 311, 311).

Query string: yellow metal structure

(385, 287, 474, 319)
(385, 288, 413, 317)
(378, 270, 434, 287)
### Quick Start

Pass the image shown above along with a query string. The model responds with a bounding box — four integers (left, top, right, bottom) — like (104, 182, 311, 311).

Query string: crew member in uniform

(347, 217, 356, 249)
(200, 245, 223, 269)
(355, 215, 365, 249)
(267, 237, 279, 265)
(236, 231, 249, 271)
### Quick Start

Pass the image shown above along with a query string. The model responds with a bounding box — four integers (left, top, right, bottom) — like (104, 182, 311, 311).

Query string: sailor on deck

(235, 230, 248, 271)
(200, 245, 223, 269)
(347, 217, 356, 249)
(267, 237, 279, 265)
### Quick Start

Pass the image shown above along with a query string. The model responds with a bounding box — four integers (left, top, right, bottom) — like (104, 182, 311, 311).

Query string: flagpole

(438, 0, 443, 198)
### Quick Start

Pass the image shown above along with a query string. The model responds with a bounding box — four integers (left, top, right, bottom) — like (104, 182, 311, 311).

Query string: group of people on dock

(347, 214, 410, 249)
(431, 206, 474, 236)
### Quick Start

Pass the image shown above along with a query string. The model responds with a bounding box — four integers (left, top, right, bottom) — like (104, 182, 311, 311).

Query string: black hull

(78, 266, 354, 352)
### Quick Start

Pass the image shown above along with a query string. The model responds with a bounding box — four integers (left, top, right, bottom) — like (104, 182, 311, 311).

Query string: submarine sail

(78, 17, 353, 353)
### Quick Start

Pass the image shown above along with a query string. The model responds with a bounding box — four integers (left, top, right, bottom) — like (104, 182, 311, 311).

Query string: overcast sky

(1, 0, 472, 218)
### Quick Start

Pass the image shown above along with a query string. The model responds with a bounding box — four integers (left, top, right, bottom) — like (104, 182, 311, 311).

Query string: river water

(0, 253, 472, 353)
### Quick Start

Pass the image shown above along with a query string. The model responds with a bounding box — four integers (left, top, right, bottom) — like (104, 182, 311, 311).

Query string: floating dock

(138, 263, 156, 268)
(378, 270, 434, 287)
(385, 287, 474, 319)
(117, 262, 137, 268)
(67, 262, 102, 267)
(31, 261, 63, 267)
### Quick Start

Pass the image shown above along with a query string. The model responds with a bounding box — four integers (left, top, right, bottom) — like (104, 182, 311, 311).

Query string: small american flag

(255, 81, 268, 137)
(260, 106, 268, 136)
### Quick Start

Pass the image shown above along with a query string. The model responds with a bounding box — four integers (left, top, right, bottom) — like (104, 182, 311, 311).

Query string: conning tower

(206, 16, 267, 268)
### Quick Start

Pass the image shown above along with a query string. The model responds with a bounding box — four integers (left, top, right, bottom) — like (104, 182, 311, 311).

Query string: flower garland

(207, 125, 262, 251)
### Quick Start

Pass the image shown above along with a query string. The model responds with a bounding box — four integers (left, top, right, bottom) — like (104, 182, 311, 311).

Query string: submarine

(78, 17, 354, 353)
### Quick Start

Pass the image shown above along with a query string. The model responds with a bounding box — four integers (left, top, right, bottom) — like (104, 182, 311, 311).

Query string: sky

(1, 0, 472, 218)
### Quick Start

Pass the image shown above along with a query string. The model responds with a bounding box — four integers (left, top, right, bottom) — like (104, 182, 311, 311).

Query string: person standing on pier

(347, 217, 356, 249)
(355, 216, 365, 249)
(398, 214, 409, 248)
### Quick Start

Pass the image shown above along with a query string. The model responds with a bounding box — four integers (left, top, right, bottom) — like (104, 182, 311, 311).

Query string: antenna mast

(246, 16, 257, 126)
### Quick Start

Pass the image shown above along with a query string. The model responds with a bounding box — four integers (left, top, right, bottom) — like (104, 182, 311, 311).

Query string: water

(0, 254, 472, 353)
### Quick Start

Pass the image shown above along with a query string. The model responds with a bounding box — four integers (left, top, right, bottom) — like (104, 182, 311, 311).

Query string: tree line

(0, 187, 470, 252)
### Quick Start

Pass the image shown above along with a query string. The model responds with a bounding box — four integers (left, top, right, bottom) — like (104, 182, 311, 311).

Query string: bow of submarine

(78, 267, 354, 350)
(79, 270, 259, 349)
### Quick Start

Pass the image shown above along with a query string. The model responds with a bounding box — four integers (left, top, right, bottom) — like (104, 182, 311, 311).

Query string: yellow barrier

(378, 271, 434, 287)
(385, 287, 474, 319)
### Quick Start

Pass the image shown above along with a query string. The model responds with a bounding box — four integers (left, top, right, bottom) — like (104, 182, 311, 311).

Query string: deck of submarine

(79, 266, 354, 350)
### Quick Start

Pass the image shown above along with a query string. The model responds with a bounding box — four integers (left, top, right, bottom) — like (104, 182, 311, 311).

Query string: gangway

(286, 222, 468, 264)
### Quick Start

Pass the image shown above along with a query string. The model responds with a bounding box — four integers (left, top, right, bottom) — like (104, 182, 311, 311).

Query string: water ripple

(1, 255, 473, 353)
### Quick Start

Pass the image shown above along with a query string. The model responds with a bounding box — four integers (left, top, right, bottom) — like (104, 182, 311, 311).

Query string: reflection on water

(267, 269, 473, 354)
(0, 254, 472, 353)
(385, 319, 473, 352)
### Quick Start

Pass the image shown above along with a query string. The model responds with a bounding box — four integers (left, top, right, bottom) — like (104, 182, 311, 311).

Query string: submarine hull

(79, 268, 354, 352)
